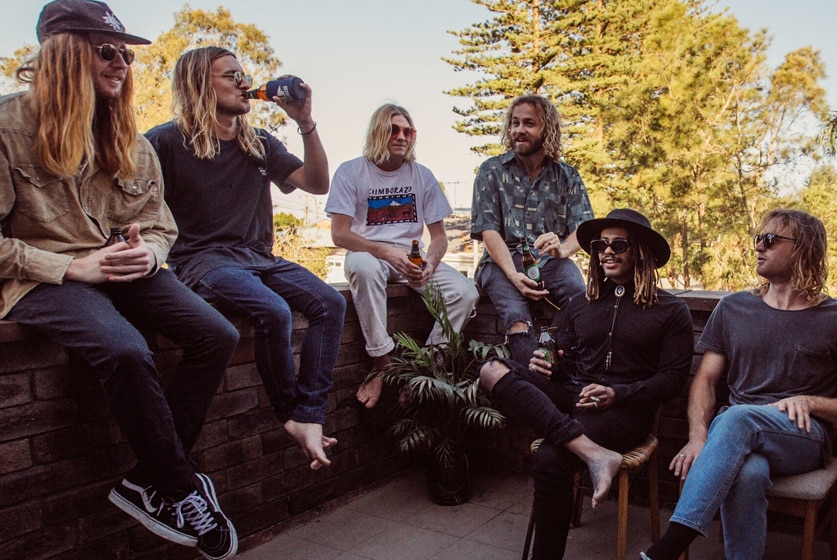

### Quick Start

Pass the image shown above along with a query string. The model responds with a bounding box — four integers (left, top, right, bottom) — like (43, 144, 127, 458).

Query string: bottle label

(538, 348, 553, 364)
(525, 265, 540, 281)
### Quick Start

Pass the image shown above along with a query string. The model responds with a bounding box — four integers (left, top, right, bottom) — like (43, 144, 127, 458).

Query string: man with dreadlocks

(642, 209, 837, 560)
(0, 2, 239, 557)
(471, 95, 594, 365)
(480, 209, 693, 560)
(146, 47, 345, 471)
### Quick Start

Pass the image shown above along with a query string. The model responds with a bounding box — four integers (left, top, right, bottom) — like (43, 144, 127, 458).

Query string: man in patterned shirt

(471, 95, 594, 364)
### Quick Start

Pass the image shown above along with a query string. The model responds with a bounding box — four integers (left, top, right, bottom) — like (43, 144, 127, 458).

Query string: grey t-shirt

(699, 291, 837, 405)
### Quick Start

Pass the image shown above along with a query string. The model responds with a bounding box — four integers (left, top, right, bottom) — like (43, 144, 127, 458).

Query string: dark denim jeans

(489, 358, 653, 560)
(7, 269, 239, 496)
(477, 255, 586, 364)
(194, 259, 345, 425)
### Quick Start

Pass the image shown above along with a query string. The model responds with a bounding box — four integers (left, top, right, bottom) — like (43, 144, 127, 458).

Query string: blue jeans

(7, 269, 239, 496)
(477, 255, 585, 363)
(195, 259, 345, 425)
(488, 358, 653, 559)
(671, 404, 827, 560)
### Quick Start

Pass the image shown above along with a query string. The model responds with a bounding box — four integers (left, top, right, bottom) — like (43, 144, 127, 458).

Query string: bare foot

(284, 420, 337, 470)
(356, 372, 383, 409)
(586, 448, 622, 508)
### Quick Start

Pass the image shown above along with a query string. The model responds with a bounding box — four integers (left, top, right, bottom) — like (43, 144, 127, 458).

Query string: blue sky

(2, 1, 835, 219)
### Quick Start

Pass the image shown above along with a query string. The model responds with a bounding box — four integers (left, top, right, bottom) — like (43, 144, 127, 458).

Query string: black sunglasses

(590, 238, 630, 254)
(93, 43, 135, 65)
(753, 233, 796, 249)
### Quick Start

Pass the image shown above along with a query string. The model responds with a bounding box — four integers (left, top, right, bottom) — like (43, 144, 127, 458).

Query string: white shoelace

(173, 491, 218, 536)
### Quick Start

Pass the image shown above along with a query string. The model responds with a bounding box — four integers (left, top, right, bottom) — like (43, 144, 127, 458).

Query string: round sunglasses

(390, 124, 415, 139)
(93, 43, 135, 66)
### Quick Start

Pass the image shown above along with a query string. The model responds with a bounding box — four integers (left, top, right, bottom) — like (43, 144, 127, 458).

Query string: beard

(513, 136, 545, 157)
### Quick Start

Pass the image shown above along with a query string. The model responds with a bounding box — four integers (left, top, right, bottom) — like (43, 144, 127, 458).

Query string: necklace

(604, 285, 626, 370)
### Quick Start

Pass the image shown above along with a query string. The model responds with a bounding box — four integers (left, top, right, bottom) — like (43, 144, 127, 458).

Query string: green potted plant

(383, 283, 507, 505)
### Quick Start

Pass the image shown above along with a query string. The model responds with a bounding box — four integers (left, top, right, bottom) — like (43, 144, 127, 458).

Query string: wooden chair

(763, 459, 837, 560)
(678, 457, 837, 560)
(521, 411, 662, 560)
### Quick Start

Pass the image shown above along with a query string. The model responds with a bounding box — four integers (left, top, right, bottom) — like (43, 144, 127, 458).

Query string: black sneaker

(171, 473, 238, 560)
(109, 475, 198, 546)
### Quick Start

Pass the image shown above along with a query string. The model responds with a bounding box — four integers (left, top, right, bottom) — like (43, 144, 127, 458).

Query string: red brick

(0, 373, 31, 409)
(0, 440, 31, 474)
(0, 400, 79, 443)
(0, 337, 68, 374)
(227, 408, 279, 440)
(40, 479, 117, 525)
(226, 452, 283, 490)
(0, 444, 133, 508)
(0, 524, 75, 560)
(232, 493, 291, 538)
(223, 362, 261, 391)
(191, 419, 229, 452)
(199, 435, 262, 472)
(0, 501, 42, 540)
(30, 419, 122, 463)
(206, 387, 259, 421)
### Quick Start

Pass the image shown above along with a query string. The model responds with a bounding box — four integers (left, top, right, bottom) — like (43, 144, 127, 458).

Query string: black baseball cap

(37, 0, 151, 45)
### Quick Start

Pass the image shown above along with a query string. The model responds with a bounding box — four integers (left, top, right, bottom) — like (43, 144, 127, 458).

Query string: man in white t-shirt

(326, 104, 479, 408)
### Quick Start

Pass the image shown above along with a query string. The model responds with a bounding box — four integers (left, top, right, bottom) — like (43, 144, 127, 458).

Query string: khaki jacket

(0, 92, 177, 318)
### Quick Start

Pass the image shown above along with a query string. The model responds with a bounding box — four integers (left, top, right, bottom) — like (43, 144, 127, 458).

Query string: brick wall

(0, 286, 723, 559)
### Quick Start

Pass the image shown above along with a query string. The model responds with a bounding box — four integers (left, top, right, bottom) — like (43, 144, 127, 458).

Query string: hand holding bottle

(101, 223, 154, 282)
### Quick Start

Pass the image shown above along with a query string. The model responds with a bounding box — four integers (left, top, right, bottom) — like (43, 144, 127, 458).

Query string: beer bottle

(537, 326, 557, 364)
(246, 77, 308, 103)
(521, 237, 542, 288)
(408, 240, 424, 269)
(104, 227, 126, 247)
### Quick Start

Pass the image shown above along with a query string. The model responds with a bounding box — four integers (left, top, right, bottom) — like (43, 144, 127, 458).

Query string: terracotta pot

(426, 452, 470, 506)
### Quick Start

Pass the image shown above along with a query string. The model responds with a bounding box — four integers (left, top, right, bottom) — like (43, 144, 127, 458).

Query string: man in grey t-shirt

(642, 209, 837, 560)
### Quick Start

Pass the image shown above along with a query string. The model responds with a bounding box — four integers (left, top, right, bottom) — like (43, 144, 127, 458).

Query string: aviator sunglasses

(93, 43, 135, 65)
(753, 232, 796, 249)
(390, 123, 415, 139)
(590, 238, 630, 254)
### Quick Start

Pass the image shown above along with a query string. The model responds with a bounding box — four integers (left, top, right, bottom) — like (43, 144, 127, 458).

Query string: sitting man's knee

(480, 358, 511, 391)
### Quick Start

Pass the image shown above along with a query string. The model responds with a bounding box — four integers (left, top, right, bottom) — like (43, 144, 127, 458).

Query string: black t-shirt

(145, 121, 303, 287)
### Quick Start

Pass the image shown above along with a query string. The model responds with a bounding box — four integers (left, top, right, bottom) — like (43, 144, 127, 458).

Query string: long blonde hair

(501, 95, 563, 161)
(17, 33, 138, 179)
(756, 209, 828, 304)
(171, 46, 264, 160)
(362, 104, 417, 166)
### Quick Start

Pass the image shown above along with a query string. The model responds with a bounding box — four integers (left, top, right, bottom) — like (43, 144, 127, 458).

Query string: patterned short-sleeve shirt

(470, 151, 593, 262)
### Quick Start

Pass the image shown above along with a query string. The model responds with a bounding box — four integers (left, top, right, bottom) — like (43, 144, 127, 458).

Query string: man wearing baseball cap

(0, 1, 239, 558)
(480, 208, 694, 559)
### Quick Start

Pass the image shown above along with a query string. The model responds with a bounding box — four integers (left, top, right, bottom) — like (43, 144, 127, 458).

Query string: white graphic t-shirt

(325, 157, 452, 248)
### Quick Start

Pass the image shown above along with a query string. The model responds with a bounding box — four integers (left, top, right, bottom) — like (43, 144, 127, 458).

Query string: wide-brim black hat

(576, 208, 671, 268)
(37, 0, 151, 45)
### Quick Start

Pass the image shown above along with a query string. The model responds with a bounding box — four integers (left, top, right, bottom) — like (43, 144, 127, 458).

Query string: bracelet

(297, 122, 317, 136)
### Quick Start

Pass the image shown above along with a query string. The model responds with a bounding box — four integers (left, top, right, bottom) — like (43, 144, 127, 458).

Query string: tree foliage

(0, 5, 287, 134)
(447, 0, 831, 290)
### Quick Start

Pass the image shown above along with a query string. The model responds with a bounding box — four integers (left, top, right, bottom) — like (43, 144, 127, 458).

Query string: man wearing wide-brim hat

(480, 208, 694, 560)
